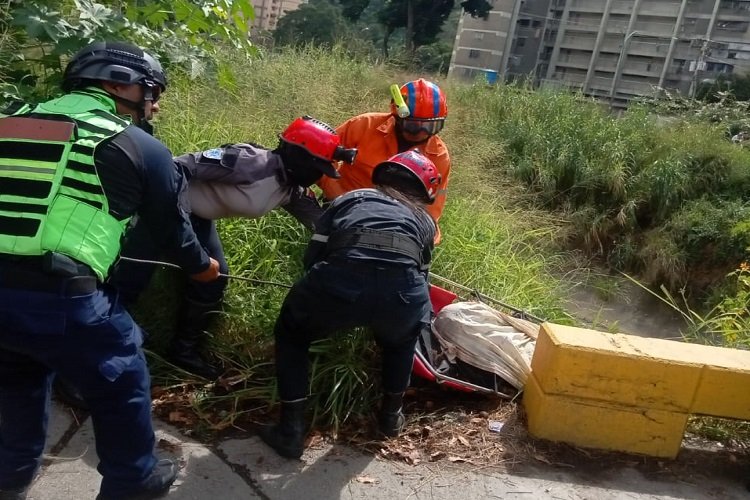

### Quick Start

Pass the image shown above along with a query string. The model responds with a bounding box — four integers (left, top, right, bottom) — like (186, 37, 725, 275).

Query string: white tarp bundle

(432, 301, 539, 390)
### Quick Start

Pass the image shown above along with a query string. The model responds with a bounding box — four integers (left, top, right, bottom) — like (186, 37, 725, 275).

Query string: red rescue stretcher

(412, 284, 539, 398)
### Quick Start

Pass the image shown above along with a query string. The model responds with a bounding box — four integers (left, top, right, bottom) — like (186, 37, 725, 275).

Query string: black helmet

(62, 41, 167, 92)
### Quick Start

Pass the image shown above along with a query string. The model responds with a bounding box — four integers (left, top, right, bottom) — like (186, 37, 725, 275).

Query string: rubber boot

(168, 299, 222, 379)
(257, 399, 307, 459)
(0, 485, 29, 500)
(378, 392, 406, 438)
(95, 458, 177, 500)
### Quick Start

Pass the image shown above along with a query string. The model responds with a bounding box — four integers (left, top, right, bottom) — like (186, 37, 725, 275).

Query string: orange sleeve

(317, 115, 366, 198)
(425, 145, 451, 245)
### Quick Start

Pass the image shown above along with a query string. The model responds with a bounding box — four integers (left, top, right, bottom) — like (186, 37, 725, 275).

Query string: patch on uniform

(201, 148, 223, 160)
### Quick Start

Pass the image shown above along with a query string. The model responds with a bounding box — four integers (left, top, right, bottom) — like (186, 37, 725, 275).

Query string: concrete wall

(525, 323, 750, 457)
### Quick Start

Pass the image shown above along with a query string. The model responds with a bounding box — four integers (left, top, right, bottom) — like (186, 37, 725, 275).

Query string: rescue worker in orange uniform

(317, 79, 451, 242)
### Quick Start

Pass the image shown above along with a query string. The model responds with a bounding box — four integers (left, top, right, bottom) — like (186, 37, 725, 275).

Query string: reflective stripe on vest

(0, 89, 131, 280)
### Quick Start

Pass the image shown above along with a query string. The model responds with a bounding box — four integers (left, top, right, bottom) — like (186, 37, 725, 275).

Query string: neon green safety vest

(0, 88, 132, 280)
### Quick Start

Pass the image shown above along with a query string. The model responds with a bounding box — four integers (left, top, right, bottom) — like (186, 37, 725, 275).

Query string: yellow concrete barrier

(524, 322, 750, 457)
(530, 323, 703, 411)
(525, 373, 687, 458)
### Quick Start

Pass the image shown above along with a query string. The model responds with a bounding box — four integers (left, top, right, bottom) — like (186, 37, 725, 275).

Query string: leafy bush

(1, 0, 256, 101)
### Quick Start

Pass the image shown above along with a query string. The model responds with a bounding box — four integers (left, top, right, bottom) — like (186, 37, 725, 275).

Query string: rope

(117, 256, 292, 289)
(428, 271, 545, 323)
(117, 257, 543, 321)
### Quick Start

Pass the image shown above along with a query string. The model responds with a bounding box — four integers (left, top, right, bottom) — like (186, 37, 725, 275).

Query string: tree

(696, 73, 750, 102)
(374, 0, 491, 57)
(2, 0, 256, 100)
(273, 0, 351, 48)
(337, 0, 371, 21)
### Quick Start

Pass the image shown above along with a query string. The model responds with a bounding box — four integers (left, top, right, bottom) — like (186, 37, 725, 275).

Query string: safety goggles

(142, 83, 162, 103)
(399, 117, 445, 136)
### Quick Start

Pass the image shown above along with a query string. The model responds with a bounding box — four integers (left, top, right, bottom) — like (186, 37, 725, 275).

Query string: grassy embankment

(137, 46, 572, 429)
(137, 46, 750, 435)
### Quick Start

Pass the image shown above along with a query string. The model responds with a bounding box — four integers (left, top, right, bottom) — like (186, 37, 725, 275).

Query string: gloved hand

(190, 257, 220, 282)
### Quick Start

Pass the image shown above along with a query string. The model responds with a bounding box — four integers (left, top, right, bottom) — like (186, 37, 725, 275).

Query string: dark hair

(375, 184, 429, 214)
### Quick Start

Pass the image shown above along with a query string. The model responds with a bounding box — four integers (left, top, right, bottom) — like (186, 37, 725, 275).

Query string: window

(707, 62, 734, 73)
(717, 21, 749, 32)
(469, 49, 480, 59)
(518, 19, 530, 27)
(532, 20, 542, 28)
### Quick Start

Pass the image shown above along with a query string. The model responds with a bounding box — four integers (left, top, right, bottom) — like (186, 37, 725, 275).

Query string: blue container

(485, 70, 498, 84)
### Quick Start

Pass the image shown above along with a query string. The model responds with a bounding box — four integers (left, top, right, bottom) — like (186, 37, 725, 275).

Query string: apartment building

(251, 0, 306, 31)
(449, 0, 750, 108)
(448, 0, 553, 83)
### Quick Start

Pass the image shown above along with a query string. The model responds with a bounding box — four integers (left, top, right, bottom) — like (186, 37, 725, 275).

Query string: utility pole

(688, 39, 710, 99)
(688, 0, 721, 99)
(499, 0, 523, 81)
(582, 0, 616, 93)
(609, 31, 641, 109)
(658, 0, 688, 90)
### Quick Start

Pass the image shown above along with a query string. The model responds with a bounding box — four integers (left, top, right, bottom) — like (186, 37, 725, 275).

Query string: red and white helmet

(372, 150, 441, 203)
(280, 116, 357, 175)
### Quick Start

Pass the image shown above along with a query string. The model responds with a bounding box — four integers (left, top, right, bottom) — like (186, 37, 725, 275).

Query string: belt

(0, 260, 98, 296)
(326, 256, 418, 276)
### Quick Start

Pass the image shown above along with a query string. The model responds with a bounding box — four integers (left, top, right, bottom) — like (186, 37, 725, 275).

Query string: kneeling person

(259, 150, 440, 459)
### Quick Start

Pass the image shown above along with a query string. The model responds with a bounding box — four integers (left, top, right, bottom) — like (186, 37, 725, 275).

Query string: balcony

(719, 1, 750, 20)
(568, 0, 607, 13)
(555, 56, 592, 70)
(638, 1, 682, 17)
(611, 0, 635, 15)
(599, 39, 670, 57)
(559, 34, 597, 50)
(590, 76, 658, 97)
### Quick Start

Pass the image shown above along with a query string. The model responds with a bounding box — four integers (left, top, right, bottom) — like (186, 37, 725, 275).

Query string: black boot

(95, 458, 177, 499)
(168, 299, 222, 379)
(378, 392, 406, 438)
(258, 399, 308, 459)
(0, 485, 29, 500)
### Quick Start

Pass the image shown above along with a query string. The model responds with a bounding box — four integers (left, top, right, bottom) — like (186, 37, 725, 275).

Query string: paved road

(21, 401, 748, 499)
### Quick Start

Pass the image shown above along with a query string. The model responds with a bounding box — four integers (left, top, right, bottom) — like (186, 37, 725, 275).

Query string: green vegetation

(139, 46, 570, 428)
(273, 0, 490, 60)
(461, 83, 750, 300)
(0, 0, 255, 100)
(3, 1, 750, 434)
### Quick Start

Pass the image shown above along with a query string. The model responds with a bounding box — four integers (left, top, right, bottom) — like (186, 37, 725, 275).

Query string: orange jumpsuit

(318, 112, 451, 243)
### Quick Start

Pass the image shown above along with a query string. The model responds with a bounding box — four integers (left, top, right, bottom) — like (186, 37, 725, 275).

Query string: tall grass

(145, 46, 571, 429)
(454, 81, 750, 298)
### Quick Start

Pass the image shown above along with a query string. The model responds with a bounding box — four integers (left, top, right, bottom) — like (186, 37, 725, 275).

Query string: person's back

(310, 187, 434, 267)
(0, 40, 218, 500)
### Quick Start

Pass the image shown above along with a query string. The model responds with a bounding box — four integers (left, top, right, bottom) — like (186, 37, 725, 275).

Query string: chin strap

(108, 92, 153, 134)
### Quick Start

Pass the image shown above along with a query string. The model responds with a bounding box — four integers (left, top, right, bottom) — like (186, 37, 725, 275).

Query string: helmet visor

(143, 83, 162, 103)
(400, 117, 444, 136)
